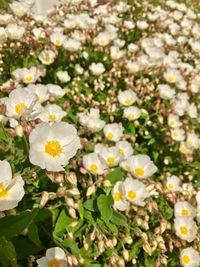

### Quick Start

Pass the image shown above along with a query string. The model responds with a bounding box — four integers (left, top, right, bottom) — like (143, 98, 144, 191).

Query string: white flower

(39, 50, 56, 65)
(6, 24, 25, 40)
(110, 46, 124, 60)
(117, 90, 137, 106)
(86, 118, 106, 132)
(123, 106, 141, 121)
(29, 122, 81, 172)
(186, 133, 199, 149)
(128, 43, 139, 53)
(38, 104, 67, 123)
(5, 88, 37, 119)
(126, 60, 140, 73)
(89, 63, 105, 76)
(25, 84, 49, 104)
(164, 68, 182, 83)
(127, 155, 157, 179)
(9, 1, 29, 17)
(137, 20, 148, 30)
(0, 14, 12, 25)
(50, 32, 65, 46)
(36, 247, 67, 267)
(104, 123, 124, 142)
(63, 38, 81, 51)
(83, 152, 107, 175)
(94, 32, 110, 46)
(171, 128, 185, 141)
(174, 201, 196, 218)
(158, 84, 176, 100)
(99, 146, 121, 167)
(174, 217, 197, 242)
(180, 247, 200, 267)
(166, 175, 181, 191)
(56, 71, 71, 83)
(146, 184, 159, 197)
(168, 114, 182, 128)
(112, 181, 129, 211)
(47, 84, 65, 98)
(0, 160, 25, 211)
(179, 142, 191, 155)
(21, 67, 39, 84)
(116, 141, 133, 159)
(123, 177, 149, 206)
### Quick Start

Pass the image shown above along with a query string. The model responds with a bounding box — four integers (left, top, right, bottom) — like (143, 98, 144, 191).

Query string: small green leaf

(63, 239, 80, 255)
(54, 209, 73, 236)
(0, 237, 17, 267)
(97, 194, 113, 223)
(28, 223, 43, 248)
(107, 167, 123, 184)
(83, 199, 95, 212)
(111, 211, 127, 226)
(0, 209, 39, 240)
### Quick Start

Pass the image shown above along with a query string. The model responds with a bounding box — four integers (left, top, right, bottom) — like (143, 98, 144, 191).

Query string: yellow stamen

(48, 259, 60, 267)
(180, 226, 188, 236)
(114, 192, 122, 202)
(182, 255, 190, 264)
(0, 182, 8, 198)
(181, 209, 189, 216)
(127, 190, 136, 200)
(124, 99, 132, 105)
(89, 164, 98, 173)
(134, 168, 144, 177)
(107, 157, 115, 165)
(167, 183, 174, 190)
(49, 114, 57, 121)
(45, 140, 62, 157)
(107, 133, 114, 140)
(15, 103, 27, 115)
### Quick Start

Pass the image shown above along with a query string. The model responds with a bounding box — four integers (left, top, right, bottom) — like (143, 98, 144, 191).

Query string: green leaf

(97, 194, 113, 223)
(83, 199, 95, 212)
(0, 209, 39, 240)
(0, 237, 17, 267)
(110, 211, 127, 226)
(107, 167, 123, 184)
(54, 209, 73, 236)
(28, 223, 43, 248)
(63, 239, 80, 255)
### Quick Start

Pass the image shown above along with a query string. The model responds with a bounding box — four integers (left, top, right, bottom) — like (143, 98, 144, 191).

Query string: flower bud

(40, 191, 49, 207)
(65, 172, 77, 185)
(15, 125, 23, 137)
(122, 249, 129, 261)
(68, 208, 77, 218)
(86, 184, 96, 196)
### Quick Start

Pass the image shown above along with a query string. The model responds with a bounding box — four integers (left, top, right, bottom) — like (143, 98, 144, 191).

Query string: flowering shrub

(0, 0, 200, 266)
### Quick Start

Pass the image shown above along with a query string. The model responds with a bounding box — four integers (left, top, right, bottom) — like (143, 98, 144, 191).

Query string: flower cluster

(0, 0, 199, 266)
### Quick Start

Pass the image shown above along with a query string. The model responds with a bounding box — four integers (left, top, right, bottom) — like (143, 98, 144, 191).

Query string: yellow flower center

(49, 114, 57, 121)
(48, 259, 60, 267)
(12, 31, 19, 38)
(188, 140, 193, 146)
(24, 75, 33, 83)
(182, 255, 190, 264)
(107, 157, 115, 165)
(167, 183, 174, 190)
(168, 75, 175, 82)
(134, 168, 144, 177)
(181, 209, 189, 216)
(170, 120, 175, 127)
(129, 114, 135, 120)
(119, 149, 124, 155)
(124, 99, 132, 105)
(180, 226, 188, 236)
(172, 131, 178, 138)
(45, 140, 62, 157)
(44, 55, 51, 63)
(99, 39, 106, 46)
(15, 103, 27, 115)
(89, 164, 98, 173)
(114, 192, 122, 202)
(127, 190, 136, 200)
(36, 95, 41, 102)
(180, 146, 187, 154)
(55, 39, 61, 45)
(107, 133, 114, 140)
(0, 182, 8, 198)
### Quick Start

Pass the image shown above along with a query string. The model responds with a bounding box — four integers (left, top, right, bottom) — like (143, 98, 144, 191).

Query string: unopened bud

(118, 258, 125, 267)
(66, 198, 75, 208)
(143, 242, 152, 256)
(67, 188, 80, 196)
(15, 125, 23, 137)
(90, 231, 96, 241)
(66, 232, 73, 240)
(123, 249, 129, 261)
(65, 172, 77, 185)
(68, 208, 77, 218)
(98, 240, 105, 253)
(86, 184, 96, 196)
(40, 191, 49, 207)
